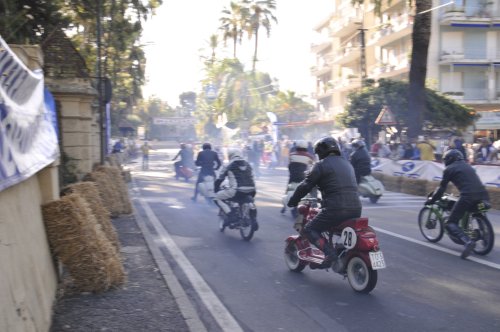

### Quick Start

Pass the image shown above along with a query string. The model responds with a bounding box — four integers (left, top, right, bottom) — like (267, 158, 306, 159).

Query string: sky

(141, 0, 333, 107)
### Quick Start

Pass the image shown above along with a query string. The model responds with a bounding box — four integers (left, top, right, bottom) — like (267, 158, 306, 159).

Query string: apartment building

(311, 0, 500, 141)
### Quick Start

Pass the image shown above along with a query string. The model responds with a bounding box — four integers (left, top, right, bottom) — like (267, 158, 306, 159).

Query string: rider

(427, 149, 490, 259)
(191, 142, 222, 202)
(214, 148, 257, 227)
(288, 136, 362, 268)
(349, 138, 372, 184)
(288, 140, 315, 184)
(172, 143, 194, 180)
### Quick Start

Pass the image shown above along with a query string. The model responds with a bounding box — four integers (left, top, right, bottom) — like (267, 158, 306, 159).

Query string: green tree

(268, 91, 314, 123)
(338, 79, 477, 142)
(246, 0, 277, 72)
(219, 1, 249, 59)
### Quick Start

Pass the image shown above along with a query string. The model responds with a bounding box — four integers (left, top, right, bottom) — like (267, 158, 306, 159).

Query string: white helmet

(228, 148, 242, 160)
(295, 140, 307, 149)
(351, 139, 365, 149)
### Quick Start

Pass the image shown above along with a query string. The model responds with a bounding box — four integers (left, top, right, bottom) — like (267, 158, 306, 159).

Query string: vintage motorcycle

(358, 174, 384, 203)
(218, 192, 258, 241)
(418, 192, 495, 255)
(280, 182, 300, 218)
(284, 197, 385, 293)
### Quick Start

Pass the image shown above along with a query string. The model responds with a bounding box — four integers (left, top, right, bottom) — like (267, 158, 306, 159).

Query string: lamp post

(97, 0, 106, 164)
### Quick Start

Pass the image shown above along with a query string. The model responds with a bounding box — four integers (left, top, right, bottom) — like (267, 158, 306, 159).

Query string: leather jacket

(195, 149, 221, 175)
(288, 150, 314, 183)
(288, 154, 362, 211)
(431, 160, 489, 202)
(350, 147, 371, 183)
(214, 157, 255, 193)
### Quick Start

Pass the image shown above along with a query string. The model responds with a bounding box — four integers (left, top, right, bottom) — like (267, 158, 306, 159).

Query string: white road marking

(374, 227, 500, 270)
(138, 197, 244, 332)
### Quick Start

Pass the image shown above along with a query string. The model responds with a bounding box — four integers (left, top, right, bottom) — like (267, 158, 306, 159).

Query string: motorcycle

(284, 197, 385, 293)
(280, 182, 300, 218)
(218, 192, 258, 241)
(358, 174, 384, 203)
(418, 192, 495, 255)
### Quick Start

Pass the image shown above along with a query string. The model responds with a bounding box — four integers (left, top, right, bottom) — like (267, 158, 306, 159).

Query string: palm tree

(209, 34, 218, 65)
(219, 1, 249, 59)
(407, 0, 432, 139)
(247, 0, 277, 72)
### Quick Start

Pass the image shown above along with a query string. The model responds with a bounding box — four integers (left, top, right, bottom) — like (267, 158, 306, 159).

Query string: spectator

(416, 136, 435, 161)
(476, 138, 497, 163)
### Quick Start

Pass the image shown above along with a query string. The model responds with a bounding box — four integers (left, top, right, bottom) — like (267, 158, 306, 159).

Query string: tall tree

(247, 0, 277, 72)
(219, 1, 249, 59)
(407, 0, 432, 139)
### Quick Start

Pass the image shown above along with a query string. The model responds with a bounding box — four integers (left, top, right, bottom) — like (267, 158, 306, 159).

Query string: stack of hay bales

(488, 187, 500, 209)
(381, 174, 403, 192)
(42, 194, 125, 293)
(401, 177, 428, 196)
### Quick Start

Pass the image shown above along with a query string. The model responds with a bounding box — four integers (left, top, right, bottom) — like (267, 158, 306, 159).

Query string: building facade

(311, 0, 500, 141)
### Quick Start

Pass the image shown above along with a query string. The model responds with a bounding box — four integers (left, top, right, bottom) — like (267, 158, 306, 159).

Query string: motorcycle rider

(288, 140, 315, 184)
(172, 143, 194, 180)
(214, 148, 257, 228)
(349, 138, 372, 184)
(288, 136, 362, 268)
(428, 149, 490, 259)
(191, 143, 222, 202)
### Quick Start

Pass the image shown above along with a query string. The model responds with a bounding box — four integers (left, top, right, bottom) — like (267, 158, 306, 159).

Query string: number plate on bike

(369, 251, 386, 270)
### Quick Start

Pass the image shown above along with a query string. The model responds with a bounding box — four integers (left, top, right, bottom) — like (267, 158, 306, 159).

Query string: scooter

(358, 174, 384, 203)
(284, 197, 385, 293)
(280, 182, 300, 218)
(218, 192, 258, 241)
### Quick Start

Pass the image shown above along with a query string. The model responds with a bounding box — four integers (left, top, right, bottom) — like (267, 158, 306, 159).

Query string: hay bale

(94, 166, 132, 215)
(372, 172, 384, 182)
(382, 175, 403, 192)
(42, 194, 125, 293)
(122, 170, 132, 183)
(84, 171, 122, 217)
(486, 186, 500, 210)
(401, 177, 428, 196)
(61, 182, 120, 251)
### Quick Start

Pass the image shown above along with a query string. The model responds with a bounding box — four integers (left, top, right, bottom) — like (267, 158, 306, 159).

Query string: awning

(475, 111, 500, 130)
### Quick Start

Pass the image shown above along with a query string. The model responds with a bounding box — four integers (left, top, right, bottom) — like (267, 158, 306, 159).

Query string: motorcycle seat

(330, 217, 369, 232)
(227, 191, 255, 203)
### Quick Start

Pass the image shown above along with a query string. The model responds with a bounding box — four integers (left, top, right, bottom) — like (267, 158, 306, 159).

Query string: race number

(339, 227, 357, 249)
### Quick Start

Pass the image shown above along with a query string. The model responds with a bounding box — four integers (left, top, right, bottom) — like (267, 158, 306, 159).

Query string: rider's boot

(316, 237, 337, 268)
(446, 223, 476, 259)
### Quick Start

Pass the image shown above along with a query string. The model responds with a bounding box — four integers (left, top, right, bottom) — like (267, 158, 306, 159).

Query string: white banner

(0, 36, 59, 192)
(153, 117, 196, 126)
(372, 158, 500, 187)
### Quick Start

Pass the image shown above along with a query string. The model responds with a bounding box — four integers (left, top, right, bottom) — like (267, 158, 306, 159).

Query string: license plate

(369, 251, 386, 270)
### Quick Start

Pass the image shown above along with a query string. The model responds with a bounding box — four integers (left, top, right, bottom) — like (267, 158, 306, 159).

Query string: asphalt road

(130, 147, 500, 332)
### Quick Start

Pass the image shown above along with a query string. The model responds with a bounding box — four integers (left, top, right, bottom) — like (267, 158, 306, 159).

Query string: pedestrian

(417, 135, 435, 161)
(140, 141, 153, 170)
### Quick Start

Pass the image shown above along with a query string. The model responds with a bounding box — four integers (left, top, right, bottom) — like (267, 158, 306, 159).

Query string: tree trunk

(233, 35, 237, 58)
(252, 27, 259, 72)
(407, 0, 432, 140)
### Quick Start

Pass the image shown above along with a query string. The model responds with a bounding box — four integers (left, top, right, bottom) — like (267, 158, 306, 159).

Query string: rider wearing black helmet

(288, 136, 362, 268)
(428, 149, 490, 259)
(191, 142, 222, 202)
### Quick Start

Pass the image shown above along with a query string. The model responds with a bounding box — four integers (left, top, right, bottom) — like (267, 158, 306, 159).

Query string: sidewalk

(49, 214, 190, 332)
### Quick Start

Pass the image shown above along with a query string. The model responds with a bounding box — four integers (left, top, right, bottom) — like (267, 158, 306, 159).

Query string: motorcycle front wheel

(418, 207, 444, 243)
(284, 241, 306, 272)
(346, 256, 377, 293)
(469, 214, 495, 256)
(239, 217, 255, 241)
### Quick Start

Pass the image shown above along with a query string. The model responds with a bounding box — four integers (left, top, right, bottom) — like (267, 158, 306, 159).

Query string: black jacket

(214, 157, 255, 193)
(431, 160, 489, 202)
(195, 149, 221, 175)
(350, 147, 371, 183)
(288, 155, 362, 211)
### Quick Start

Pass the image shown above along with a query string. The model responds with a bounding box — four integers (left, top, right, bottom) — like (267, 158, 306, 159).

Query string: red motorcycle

(284, 197, 385, 293)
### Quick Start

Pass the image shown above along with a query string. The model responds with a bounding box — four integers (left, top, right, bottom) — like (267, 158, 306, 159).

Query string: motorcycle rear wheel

(346, 256, 377, 293)
(239, 218, 255, 241)
(284, 241, 306, 272)
(469, 214, 495, 256)
(418, 207, 444, 243)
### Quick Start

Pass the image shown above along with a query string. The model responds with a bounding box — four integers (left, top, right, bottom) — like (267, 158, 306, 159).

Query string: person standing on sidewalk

(141, 141, 153, 170)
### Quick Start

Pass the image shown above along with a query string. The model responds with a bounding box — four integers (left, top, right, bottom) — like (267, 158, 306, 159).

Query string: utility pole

(97, 0, 105, 164)
(358, 22, 368, 87)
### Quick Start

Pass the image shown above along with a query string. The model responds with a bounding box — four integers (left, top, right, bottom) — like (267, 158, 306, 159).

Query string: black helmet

(202, 142, 212, 150)
(443, 149, 464, 166)
(314, 136, 341, 160)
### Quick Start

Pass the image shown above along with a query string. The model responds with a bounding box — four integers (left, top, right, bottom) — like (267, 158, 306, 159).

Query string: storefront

(474, 110, 500, 142)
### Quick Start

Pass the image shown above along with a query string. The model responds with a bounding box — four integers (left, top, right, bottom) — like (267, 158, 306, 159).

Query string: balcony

(440, 6, 496, 27)
(331, 46, 361, 65)
(311, 40, 332, 54)
(439, 49, 492, 65)
(330, 7, 363, 38)
(369, 14, 413, 47)
(310, 60, 333, 77)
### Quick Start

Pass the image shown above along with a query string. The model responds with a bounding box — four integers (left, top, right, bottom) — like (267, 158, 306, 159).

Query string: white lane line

(138, 197, 244, 332)
(374, 227, 500, 270)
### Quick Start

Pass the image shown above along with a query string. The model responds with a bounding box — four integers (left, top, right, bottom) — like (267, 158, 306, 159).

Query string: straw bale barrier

(42, 194, 125, 293)
(61, 182, 120, 250)
(372, 172, 384, 182)
(83, 170, 122, 217)
(381, 175, 403, 192)
(106, 154, 122, 169)
(401, 177, 428, 197)
(487, 187, 500, 209)
(94, 165, 133, 215)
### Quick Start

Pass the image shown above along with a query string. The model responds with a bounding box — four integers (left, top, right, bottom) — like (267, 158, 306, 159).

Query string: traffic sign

(375, 106, 396, 125)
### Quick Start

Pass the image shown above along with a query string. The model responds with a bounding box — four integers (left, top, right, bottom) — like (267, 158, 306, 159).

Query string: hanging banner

(0, 36, 59, 192)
